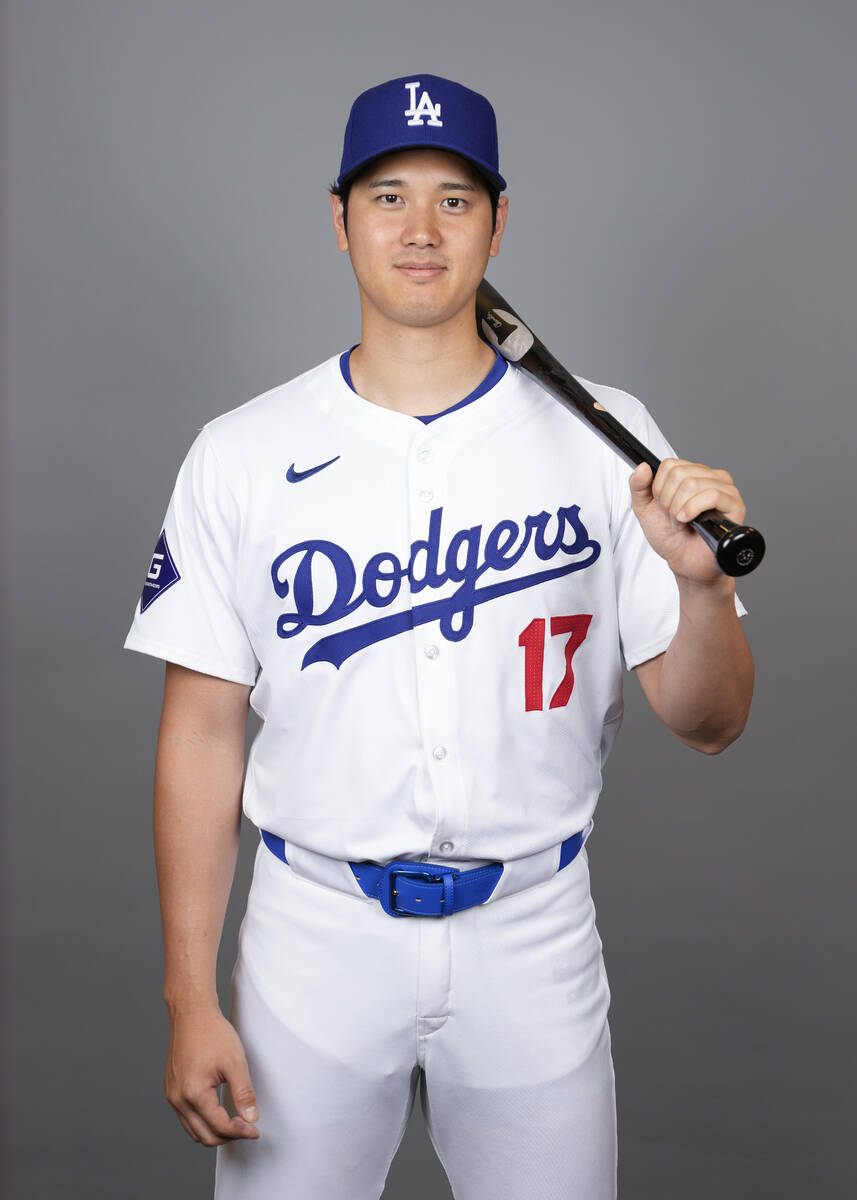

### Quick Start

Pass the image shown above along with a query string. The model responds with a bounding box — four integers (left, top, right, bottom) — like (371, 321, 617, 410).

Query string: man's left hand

(629, 458, 747, 585)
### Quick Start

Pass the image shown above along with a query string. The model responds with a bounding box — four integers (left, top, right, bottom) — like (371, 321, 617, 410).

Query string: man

(124, 74, 754, 1200)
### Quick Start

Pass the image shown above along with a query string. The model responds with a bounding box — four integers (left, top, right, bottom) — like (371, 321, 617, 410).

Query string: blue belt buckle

(378, 859, 460, 917)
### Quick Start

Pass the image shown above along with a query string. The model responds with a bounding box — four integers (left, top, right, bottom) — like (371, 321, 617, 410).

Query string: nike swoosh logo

(286, 456, 340, 483)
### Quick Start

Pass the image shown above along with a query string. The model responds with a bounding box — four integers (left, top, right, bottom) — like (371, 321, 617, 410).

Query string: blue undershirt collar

(339, 343, 508, 423)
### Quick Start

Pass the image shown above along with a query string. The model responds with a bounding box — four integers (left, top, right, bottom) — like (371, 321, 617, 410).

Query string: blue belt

(260, 828, 587, 917)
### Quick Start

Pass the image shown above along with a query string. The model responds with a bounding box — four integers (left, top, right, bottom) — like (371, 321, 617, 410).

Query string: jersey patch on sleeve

(139, 529, 181, 613)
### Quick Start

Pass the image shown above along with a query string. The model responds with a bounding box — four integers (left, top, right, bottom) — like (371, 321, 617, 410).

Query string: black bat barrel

(475, 278, 765, 577)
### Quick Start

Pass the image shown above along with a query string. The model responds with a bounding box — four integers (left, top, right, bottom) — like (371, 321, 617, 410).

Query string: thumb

(227, 1067, 259, 1123)
(628, 461, 654, 501)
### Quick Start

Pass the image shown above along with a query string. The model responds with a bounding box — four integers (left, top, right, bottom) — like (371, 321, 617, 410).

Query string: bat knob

(714, 526, 766, 577)
(691, 510, 766, 576)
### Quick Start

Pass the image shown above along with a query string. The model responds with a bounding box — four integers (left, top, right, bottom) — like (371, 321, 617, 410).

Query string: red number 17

(518, 615, 592, 712)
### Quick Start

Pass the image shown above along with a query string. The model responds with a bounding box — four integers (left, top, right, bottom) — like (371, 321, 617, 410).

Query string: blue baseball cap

(337, 74, 506, 191)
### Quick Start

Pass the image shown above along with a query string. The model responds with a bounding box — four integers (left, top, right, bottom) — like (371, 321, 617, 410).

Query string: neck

(348, 305, 497, 417)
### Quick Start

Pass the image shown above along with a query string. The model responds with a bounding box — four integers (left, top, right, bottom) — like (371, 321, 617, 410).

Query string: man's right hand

(164, 1006, 261, 1146)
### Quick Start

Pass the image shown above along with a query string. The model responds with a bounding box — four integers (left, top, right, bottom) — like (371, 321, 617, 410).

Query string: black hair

(329, 168, 500, 236)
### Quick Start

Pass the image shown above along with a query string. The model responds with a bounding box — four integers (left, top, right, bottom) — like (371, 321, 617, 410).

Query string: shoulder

(202, 354, 339, 445)
(177, 354, 343, 487)
(572, 373, 651, 430)
(510, 363, 657, 443)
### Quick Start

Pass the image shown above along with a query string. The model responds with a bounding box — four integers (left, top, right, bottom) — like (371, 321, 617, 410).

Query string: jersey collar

(338, 343, 508, 424)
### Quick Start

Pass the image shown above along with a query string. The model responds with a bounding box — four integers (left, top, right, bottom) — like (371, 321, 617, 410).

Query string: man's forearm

(154, 720, 245, 1016)
(653, 575, 754, 753)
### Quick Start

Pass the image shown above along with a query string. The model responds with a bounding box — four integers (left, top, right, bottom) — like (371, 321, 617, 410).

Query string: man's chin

(387, 289, 479, 330)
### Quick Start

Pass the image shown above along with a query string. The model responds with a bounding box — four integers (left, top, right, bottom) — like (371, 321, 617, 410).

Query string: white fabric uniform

(124, 350, 745, 1199)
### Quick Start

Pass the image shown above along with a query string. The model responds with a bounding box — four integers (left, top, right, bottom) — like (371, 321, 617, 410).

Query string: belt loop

(442, 871, 455, 913)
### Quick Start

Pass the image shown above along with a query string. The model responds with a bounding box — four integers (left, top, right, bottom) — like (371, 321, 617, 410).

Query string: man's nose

(401, 204, 440, 246)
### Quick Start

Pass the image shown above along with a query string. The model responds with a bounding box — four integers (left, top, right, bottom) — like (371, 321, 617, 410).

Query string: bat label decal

(480, 309, 534, 362)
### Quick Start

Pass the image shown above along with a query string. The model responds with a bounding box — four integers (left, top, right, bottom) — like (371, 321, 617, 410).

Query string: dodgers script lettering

(270, 504, 601, 669)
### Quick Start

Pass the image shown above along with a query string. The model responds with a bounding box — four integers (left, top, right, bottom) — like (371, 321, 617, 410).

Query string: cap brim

(338, 144, 506, 191)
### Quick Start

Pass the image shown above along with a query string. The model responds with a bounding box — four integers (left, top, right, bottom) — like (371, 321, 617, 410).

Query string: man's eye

(442, 197, 466, 209)
(379, 194, 399, 204)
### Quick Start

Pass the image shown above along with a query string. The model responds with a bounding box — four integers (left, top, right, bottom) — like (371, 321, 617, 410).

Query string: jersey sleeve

(123, 427, 260, 685)
(606, 393, 748, 672)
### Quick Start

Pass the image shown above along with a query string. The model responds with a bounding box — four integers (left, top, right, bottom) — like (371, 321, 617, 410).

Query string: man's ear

(489, 195, 509, 259)
(331, 194, 349, 252)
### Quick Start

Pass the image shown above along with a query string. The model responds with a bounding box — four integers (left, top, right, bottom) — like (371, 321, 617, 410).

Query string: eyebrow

(365, 177, 477, 192)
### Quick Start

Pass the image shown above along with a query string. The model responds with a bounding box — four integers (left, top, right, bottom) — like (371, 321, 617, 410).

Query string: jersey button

(432, 745, 447, 761)
(424, 644, 439, 659)
(419, 488, 434, 502)
(417, 448, 432, 463)
(439, 841, 454, 854)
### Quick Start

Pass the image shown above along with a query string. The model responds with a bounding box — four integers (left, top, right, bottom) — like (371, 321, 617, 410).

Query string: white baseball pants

(214, 836, 617, 1199)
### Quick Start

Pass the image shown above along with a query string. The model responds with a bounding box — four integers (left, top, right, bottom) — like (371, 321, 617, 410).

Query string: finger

(183, 1113, 229, 1147)
(196, 1087, 260, 1142)
(628, 462, 654, 493)
(669, 480, 744, 524)
(173, 1096, 231, 1146)
(175, 1111, 202, 1143)
(170, 1079, 256, 1146)
(628, 463, 654, 512)
(223, 1067, 260, 1127)
(651, 458, 700, 512)
(655, 462, 734, 514)
(166, 1075, 202, 1143)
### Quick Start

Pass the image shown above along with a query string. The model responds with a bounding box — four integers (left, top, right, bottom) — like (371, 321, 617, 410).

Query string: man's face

(331, 148, 508, 331)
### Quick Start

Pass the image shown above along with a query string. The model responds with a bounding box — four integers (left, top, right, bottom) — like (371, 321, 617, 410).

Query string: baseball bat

(475, 277, 765, 577)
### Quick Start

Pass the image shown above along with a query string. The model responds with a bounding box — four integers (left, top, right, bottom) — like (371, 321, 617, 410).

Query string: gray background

(2, 0, 855, 1196)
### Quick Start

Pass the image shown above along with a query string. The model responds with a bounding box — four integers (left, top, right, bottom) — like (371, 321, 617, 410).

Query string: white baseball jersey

(124, 348, 746, 866)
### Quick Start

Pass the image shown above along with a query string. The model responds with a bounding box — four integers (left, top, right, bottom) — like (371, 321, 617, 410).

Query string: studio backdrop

(3, 1, 855, 1197)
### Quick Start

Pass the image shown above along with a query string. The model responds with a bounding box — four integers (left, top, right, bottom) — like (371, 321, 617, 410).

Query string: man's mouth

(396, 262, 446, 278)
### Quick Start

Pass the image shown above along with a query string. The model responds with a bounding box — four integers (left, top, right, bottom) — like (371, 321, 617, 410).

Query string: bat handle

(690, 510, 766, 576)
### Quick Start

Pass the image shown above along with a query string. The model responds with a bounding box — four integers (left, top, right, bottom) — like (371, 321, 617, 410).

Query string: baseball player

(124, 74, 754, 1200)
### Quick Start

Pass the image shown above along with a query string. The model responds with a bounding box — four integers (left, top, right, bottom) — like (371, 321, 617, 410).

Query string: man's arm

(634, 575, 754, 753)
(154, 661, 261, 1146)
(628, 458, 755, 754)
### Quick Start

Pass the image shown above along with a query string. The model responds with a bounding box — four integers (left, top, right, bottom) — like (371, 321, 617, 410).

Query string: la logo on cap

(404, 80, 443, 127)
